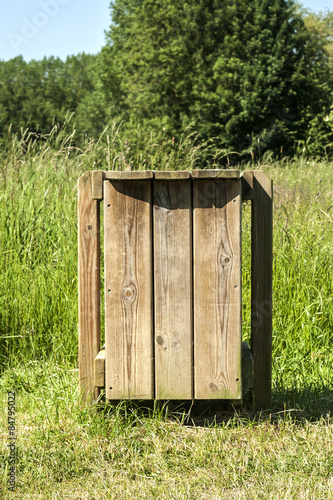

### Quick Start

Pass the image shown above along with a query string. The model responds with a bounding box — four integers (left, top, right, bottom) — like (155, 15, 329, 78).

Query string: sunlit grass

(0, 362, 332, 499)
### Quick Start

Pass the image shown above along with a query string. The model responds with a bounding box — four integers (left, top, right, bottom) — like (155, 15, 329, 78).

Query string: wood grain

(94, 349, 106, 388)
(104, 171, 154, 180)
(154, 171, 191, 180)
(92, 170, 104, 200)
(192, 169, 240, 179)
(251, 171, 273, 409)
(193, 179, 242, 400)
(78, 171, 101, 405)
(153, 179, 193, 399)
(104, 180, 153, 400)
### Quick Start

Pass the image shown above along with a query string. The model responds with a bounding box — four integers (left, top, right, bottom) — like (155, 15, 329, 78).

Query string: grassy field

(0, 127, 332, 498)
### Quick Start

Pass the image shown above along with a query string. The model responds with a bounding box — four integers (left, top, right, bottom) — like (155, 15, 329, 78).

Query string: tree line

(1, 1, 333, 161)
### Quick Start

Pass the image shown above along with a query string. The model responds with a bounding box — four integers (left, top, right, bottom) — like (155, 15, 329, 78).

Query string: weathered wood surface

(193, 178, 242, 400)
(94, 349, 106, 388)
(104, 171, 154, 180)
(192, 169, 240, 179)
(251, 171, 273, 409)
(104, 180, 153, 400)
(78, 169, 273, 405)
(153, 180, 193, 399)
(154, 171, 191, 180)
(92, 170, 104, 200)
(78, 171, 101, 404)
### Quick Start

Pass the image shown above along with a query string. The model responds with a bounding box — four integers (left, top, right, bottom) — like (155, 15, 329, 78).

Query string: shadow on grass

(269, 385, 333, 421)
(2, 362, 331, 428)
(95, 384, 333, 427)
(189, 385, 333, 426)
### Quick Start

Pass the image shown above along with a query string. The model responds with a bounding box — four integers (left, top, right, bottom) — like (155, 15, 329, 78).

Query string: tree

(303, 9, 333, 70)
(0, 54, 99, 140)
(100, 0, 332, 158)
(298, 8, 333, 156)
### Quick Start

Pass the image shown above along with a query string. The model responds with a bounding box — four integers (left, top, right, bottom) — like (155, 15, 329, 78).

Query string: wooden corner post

(78, 171, 103, 405)
(251, 171, 273, 410)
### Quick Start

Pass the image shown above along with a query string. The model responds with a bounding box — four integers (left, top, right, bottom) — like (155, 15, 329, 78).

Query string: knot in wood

(220, 253, 232, 267)
(122, 283, 137, 303)
(156, 335, 164, 346)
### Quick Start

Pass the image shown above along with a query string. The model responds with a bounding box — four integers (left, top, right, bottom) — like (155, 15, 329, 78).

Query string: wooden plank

(104, 180, 153, 400)
(78, 171, 101, 405)
(251, 171, 273, 409)
(240, 170, 254, 201)
(94, 350, 105, 388)
(192, 169, 240, 179)
(155, 171, 190, 180)
(104, 170, 154, 180)
(92, 170, 104, 200)
(193, 178, 242, 400)
(153, 179, 193, 399)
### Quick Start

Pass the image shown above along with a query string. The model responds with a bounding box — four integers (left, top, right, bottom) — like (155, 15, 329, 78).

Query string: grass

(0, 126, 332, 498)
(0, 362, 332, 499)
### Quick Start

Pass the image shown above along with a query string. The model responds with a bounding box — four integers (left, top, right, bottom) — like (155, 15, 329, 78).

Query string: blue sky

(0, 0, 332, 62)
(301, 0, 332, 12)
(0, 1, 110, 62)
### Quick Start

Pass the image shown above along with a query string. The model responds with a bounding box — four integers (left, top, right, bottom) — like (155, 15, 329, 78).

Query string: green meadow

(0, 127, 332, 498)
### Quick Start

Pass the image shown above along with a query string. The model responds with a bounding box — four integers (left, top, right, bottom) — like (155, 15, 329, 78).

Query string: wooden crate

(78, 169, 272, 409)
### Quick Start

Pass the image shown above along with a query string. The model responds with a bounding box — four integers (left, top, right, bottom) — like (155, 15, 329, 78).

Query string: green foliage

(298, 106, 333, 158)
(297, 9, 333, 157)
(0, 53, 99, 140)
(302, 8, 333, 69)
(100, 0, 332, 159)
(0, 3, 333, 159)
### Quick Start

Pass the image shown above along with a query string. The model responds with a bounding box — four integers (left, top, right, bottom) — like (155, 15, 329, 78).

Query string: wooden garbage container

(78, 169, 272, 410)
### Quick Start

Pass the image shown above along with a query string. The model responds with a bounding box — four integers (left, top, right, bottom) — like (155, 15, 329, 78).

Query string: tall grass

(0, 125, 332, 403)
(0, 123, 221, 369)
(271, 160, 332, 394)
(1, 127, 81, 367)
(241, 158, 332, 410)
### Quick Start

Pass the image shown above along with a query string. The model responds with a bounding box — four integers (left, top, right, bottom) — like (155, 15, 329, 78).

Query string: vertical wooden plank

(78, 171, 101, 405)
(251, 171, 273, 409)
(153, 179, 193, 400)
(240, 170, 254, 200)
(193, 179, 242, 400)
(94, 349, 106, 388)
(104, 180, 153, 400)
(92, 170, 104, 200)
